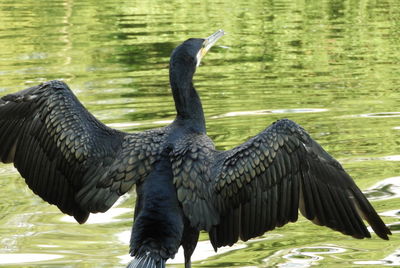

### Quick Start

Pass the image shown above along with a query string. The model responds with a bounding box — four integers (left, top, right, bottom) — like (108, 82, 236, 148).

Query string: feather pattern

(127, 252, 166, 268)
(172, 119, 391, 248)
(0, 80, 167, 222)
(0, 31, 391, 268)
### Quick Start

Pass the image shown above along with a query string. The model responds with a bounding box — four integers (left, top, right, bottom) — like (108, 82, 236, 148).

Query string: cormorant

(0, 30, 391, 268)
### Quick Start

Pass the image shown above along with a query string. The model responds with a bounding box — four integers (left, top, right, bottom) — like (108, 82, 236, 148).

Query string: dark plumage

(0, 30, 391, 268)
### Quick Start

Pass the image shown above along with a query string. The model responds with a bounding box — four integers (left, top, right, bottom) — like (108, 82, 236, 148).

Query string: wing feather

(0, 80, 166, 222)
(175, 119, 391, 248)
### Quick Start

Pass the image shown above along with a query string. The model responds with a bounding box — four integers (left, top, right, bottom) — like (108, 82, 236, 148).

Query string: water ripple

(106, 122, 141, 129)
(211, 108, 328, 119)
(269, 246, 346, 268)
(347, 155, 400, 162)
(380, 209, 400, 219)
(0, 165, 17, 175)
(354, 248, 400, 266)
(106, 119, 173, 130)
(61, 207, 132, 224)
(0, 253, 63, 264)
(364, 176, 400, 201)
(351, 112, 400, 118)
(61, 193, 133, 224)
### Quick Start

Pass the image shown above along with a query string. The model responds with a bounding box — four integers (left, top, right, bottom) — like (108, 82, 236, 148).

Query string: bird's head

(170, 30, 225, 70)
(169, 30, 225, 128)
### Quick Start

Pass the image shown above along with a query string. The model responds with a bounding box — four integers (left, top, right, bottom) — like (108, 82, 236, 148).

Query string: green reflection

(0, 0, 399, 267)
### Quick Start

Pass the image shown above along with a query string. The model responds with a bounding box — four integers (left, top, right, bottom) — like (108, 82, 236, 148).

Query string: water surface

(0, 0, 399, 267)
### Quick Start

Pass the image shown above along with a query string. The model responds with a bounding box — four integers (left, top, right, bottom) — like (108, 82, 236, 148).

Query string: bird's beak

(196, 29, 225, 67)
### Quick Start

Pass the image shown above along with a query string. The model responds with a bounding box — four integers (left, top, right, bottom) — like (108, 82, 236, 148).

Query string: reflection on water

(0, 253, 63, 265)
(342, 155, 400, 163)
(380, 210, 400, 235)
(365, 177, 400, 201)
(211, 108, 328, 119)
(106, 119, 174, 130)
(61, 193, 133, 225)
(61, 207, 132, 224)
(0, 0, 399, 267)
(380, 210, 400, 219)
(354, 112, 400, 118)
(277, 246, 346, 268)
(354, 248, 400, 266)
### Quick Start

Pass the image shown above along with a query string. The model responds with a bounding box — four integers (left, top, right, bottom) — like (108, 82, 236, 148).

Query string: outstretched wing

(0, 80, 166, 223)
(173, 119, 391, 249)
(210, 119, 391, 248)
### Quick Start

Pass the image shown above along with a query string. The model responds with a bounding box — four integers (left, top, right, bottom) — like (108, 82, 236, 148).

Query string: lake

(0, 0, 399, 267)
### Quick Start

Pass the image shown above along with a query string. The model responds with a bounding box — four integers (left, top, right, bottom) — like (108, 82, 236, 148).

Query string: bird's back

(129, 152, 184, 268)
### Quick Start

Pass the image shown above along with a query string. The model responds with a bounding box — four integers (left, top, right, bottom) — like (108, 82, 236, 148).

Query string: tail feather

(127, 253, 166, 268)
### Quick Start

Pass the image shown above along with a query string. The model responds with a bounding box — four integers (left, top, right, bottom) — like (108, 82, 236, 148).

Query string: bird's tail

(127, 252, 166, 268)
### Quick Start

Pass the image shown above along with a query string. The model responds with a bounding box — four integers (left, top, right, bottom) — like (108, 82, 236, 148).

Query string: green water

(0, 0, 399, 267)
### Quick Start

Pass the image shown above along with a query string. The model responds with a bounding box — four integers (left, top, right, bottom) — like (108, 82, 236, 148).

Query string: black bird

(0, 30, 391, 268)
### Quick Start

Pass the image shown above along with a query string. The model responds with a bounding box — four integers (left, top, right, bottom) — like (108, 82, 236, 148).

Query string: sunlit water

(0, 0, 399, 267)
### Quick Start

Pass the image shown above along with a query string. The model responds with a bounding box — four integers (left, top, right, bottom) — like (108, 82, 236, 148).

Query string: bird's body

(0, 30, 391, 268)
(130, 152, 184, 267)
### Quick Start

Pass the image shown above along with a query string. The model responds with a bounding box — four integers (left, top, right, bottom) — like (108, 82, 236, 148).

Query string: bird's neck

(170, 64, 206, 133)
